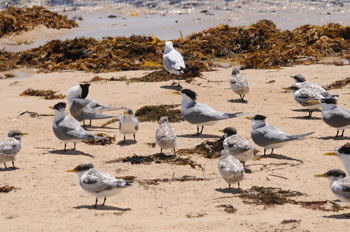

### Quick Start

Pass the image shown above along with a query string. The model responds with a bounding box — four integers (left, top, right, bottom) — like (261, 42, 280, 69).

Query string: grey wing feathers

(0, 138, 19, 155)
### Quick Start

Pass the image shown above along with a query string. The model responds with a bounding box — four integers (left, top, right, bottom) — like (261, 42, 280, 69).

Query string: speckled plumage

(0, 130, 24, 168)
(156, 116, 177, 154)
(229, 67, 250, 100)
(218, 150, 244, 189)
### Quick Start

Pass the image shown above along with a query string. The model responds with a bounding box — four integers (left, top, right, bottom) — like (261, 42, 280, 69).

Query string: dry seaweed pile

(135, 104, 183, 122)
(82, 133, 115, 146)
(0, 6, 78, 37)
(0, 185, 18, 193)
(106, 153, 202, 169)
(137, 175, 213, 186)
(20, 88, 65, 100)
(178, 137, 225, 159)
(325, 77, 350, 90)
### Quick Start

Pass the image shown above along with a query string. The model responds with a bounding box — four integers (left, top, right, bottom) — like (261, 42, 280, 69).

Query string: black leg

(64, 143, 67, 152)
(308, 110, 313, 118)
(228, 184, 231, 189)
(123, 135, 126, 143)
(199, 126, 204, 135)
(4, 163, 7, 169)
(72, 143, 76, 150)
(102, 197, 107, 206)
(271, 149, 274, 155)
(89, 119, 92, 126)
(12, 161, 15, 169)
(341, 130, 345, 137)
(94, 198, 98, 208)
(336, 130, 339, 138)
(264, 149, 266, 156)
(238, 182, 240, 189)
(240, 94, 245, 101)
(133, 134, 136, 142)
(160, 148, 163, 154)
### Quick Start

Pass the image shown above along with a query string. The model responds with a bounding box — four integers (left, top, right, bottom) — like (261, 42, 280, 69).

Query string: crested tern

(0, 130, 28, 169)
(119, 108, 139, 143)
(66, 163, 130, 208)
(323, 143, 350, 175)
(51, 102, 106, 151)
(315, 169, 350, 202)
(67, 83, 120, 126)
(229, 67, 250, 101)
(163, 41, 185, 86)
(309, 98, 350, 137)
(172, 89, 248, 135)
(218, 149, 244, 189)
(156, 116, 177, 154)
(291, 74, 337, 96)
(219, 126, 257, 167)
(246, 114, 314, 155)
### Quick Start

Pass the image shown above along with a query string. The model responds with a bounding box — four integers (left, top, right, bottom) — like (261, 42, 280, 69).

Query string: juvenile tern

(218, 149, 244, 189)
(163, 41, 185, 85)
(156, 116, 177, 154)
(119, 108, 139, 143)
(323, 143, 350, 175)
(291, 74, 338, 98)
(51, 102, 106, 151)
(229, 67, 250, 101)
(309, 98, 350, 137)
(66, 163, 130, 208)
(246, 114, 314, 155)
(67, 83, 121, 126)
(173, 89, 248, 135)
(0, 130, 27, 169)
(219, 127, 257, 167)
(315, 169, 350, 202)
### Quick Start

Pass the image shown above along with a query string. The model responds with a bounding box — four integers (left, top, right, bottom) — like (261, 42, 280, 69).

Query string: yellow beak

(66, 169, 78, 173)
(244, 116, 252, 120)
(48, 106, 54, 110)
(314, 174, 327, 178)
(21, 133, 29, 136)
(218, 130, 224, 133)
(282, 87, 290, 90)
(172, 91, 181, 95)
(308, 100, 320, 105)
(290, 76, 295, 79)
(322, 152, 338, 157)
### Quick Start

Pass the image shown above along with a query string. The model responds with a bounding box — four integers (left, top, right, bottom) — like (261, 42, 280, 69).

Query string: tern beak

(244, 116, 252, 120)
(314, 174, 327, 178)
(172, 91, 181, 95)
(322, 152, 338, 157)
(66, 169, 78, 173)
(308, 100, 320, 105)
(48, 106, 54, 110)
(290, 76, 295, 79)
(282, 87, 290, 90)
(20, 132, 29, 136)
(218, 130, 224, 133)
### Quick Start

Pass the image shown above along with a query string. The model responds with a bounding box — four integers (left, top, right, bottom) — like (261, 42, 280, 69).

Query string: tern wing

(0, 138, 18, 155)
(57, 117, 95, 140)
(333, 178, 350, 200)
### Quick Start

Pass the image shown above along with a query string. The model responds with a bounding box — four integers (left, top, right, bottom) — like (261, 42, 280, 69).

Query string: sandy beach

(1, 64, 350, 231)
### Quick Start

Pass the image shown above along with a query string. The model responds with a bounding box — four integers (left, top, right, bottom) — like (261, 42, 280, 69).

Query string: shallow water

(0, 0, 350, 51)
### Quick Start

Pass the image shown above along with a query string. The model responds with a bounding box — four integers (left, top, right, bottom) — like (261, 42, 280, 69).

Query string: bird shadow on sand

(228, 99, 248, 104)
(0, 167, 19, 172)
(259, 153, 304, 163)
(178, 134, 222, 139)
(215, 188, 242, 195)
(160, 85, 183, 91)
(117, 140, 137, 147)
(74, 205, 131, 211)
(317, 136, 350, 141)
(49, 150, 95, 158)
(323, 213, 350, 219)
(288, 115, 322, 120)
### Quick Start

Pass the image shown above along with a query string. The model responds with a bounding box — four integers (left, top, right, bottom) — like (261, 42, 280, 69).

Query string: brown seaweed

(135, 104, 183, 122)
(0, 185, 18, 193)
(178, 137, 225, 159)
(137, 175, 213, 186)
(0, 6, 78, 38)
(216, 204, 237, 214)
(20, 88, 65, 100)
(325, 77, 350, 90)
(82, 133, 115, 146)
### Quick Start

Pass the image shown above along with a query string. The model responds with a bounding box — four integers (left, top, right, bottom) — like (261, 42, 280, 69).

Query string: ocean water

(0, 0, 349, 51)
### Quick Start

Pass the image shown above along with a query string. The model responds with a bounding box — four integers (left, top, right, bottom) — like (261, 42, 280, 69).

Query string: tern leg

(336, 130, 339, 138)
(12, 161, 15, 169)
(123, 135, 126, 143)
(102, 197, 107, 206)
(64, 143, 67, 152)
(341, 130, 345, 137)
(270, 149, 274, 155)
(72, 143, 76, 150)
(89, 119, 92, 126)
(307, 110, 313, 118)
(228, 184, 231, 189)
(160, 148, 163, 154)
(4, 163, 7, 169)
(263, 149, 266, 156)
(238, 182, 240, 189)
(94, 198, 98, 208)
(133, 134, 136, 142)
(242, 161, 245, 167)
(240, 94, 245, 101)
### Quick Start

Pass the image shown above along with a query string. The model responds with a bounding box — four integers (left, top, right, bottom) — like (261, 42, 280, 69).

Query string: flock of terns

(1, 41, 350, 208)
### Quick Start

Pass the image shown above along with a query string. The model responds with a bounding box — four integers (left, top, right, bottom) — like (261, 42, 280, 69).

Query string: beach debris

(137, 175, 214, 186)
(0, 185, 19, 193)
(17, 111, 53, 118)
(0, 6, 78, 38)
(135, 104, 183, 122)
(186, 212, 207, 218)
(82, 133, 115, 146)
(325, 77, 350, 90)
(101, 118, 120, 128)
(20, 88, 65, 100)
(281, 219, 300, 224)
(216, 204, 237, 213)
(178, 137, 225, 159)
(106, 153, 203, 170)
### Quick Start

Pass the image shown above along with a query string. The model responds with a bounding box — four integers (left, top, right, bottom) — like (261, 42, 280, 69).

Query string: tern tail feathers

(288, 131, 314, 140)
